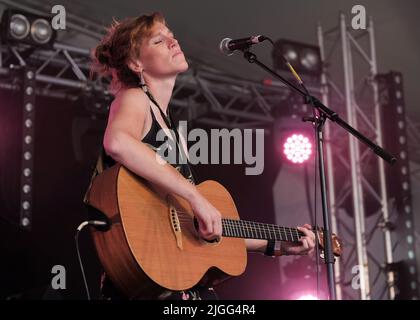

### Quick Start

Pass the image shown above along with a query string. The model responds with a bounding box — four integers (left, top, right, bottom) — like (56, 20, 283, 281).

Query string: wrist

(264, 240, 284, 257)
(184, 183, 201, 205)
(264, 239, 276, 257)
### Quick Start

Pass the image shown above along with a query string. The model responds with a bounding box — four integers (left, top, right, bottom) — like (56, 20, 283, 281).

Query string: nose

(168, 36, 178, 49)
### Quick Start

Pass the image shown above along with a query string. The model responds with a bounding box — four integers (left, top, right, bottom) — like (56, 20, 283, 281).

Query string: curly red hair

(92, 12, 165, 94)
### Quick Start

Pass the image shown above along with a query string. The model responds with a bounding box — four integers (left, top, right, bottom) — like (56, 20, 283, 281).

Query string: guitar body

(86, 164, 247, 299)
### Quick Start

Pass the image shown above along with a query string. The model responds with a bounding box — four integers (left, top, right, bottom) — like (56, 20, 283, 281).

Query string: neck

(143, 75, 176, 113)
(221, 218, 305, 243)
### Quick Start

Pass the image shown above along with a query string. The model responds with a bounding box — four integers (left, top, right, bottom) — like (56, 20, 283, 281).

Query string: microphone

(219, 35, 267, 56)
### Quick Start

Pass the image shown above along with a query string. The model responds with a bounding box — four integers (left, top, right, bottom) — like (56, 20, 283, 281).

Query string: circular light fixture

(300, 48, 320, 71)
(283, 134, 312, 164)
(23, 184, 31, 193)
(31, 18, 53, 44)
(25, 103, 34, 112)
(22, 201, 30, 210)
(21, 217, 30, 227)
(9, 14, 30, 40)
(283, 45, 298, 63)
(23, 168, 31, 177)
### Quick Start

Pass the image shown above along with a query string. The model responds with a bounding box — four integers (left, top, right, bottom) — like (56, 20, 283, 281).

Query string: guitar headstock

(315, 229, 342, 257)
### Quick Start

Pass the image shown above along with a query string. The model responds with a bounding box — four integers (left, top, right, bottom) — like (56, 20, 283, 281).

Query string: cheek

(143, 52, 171, 72)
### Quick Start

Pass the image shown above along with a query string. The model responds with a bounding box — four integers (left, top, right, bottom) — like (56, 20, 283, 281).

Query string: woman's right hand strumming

(189, 191, 223, 242)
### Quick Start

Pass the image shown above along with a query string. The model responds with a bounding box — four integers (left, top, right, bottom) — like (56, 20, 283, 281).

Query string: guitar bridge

(168, 204, 183, 250)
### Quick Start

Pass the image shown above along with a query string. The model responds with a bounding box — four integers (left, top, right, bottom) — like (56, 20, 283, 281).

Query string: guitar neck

(222, 218, 305, 243)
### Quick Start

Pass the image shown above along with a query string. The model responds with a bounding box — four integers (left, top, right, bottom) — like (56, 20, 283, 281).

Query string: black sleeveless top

(103, 95, 195, 184)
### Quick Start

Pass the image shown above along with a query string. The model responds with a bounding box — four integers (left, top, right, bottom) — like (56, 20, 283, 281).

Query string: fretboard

(222, 218, 305, 242)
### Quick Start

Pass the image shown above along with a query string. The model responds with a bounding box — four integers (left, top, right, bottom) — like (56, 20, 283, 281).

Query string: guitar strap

(143, 89, 196, 184)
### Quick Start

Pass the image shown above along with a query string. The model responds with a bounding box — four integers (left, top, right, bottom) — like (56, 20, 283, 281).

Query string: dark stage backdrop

(0, 88, 106, 299)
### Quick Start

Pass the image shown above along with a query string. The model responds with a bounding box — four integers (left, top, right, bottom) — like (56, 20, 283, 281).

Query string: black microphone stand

(240, 49, 396, 300)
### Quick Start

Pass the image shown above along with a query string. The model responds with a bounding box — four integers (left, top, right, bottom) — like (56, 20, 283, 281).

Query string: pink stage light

(297, 294, 319, 300)
(283, 134, 312, 164)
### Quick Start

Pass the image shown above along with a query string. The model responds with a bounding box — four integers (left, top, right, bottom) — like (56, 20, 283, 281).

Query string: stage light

(31, 18, 53, 44)
(283, 133, 312, 164)
(283, 45, 299, 64)
(272, 39, 322, 77)
(1, 9, 56, 47)
(9, 14, 30, 40)
(23, 168, 31, 177)
(273, 115, 314, 166)
(300, 48, 320, 72)
(19, 67, 36, 230)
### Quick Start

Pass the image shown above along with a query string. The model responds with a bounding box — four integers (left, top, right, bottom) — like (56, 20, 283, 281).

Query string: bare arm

(103, 89, 222, 241)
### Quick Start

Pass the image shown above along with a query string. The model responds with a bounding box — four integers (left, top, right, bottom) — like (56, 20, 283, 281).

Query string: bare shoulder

(111, 88, 149, 115)
(106, 88, 150, 139)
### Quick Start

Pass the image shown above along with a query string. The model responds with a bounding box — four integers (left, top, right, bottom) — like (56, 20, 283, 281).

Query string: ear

(127, 59, 143, 73)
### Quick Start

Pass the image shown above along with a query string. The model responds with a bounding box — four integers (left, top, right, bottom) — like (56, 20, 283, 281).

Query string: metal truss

(0, 38, 322, 130)
(318, 13, 420, 300)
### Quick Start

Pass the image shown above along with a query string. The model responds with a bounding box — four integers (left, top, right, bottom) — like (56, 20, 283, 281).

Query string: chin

(177, 60, 189, 73)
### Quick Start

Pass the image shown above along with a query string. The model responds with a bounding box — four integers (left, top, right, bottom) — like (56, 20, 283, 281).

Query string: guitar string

(174, 214, 304, 240)
(175, 211, 305, 234)
(175, 210, 320, 234)
(175, 215, 305, 235)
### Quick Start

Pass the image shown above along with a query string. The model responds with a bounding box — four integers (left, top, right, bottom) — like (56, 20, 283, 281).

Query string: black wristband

(264, 239, 276, 256)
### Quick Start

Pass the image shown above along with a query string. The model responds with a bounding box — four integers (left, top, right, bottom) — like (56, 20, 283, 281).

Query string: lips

(172, 51, 183, 58)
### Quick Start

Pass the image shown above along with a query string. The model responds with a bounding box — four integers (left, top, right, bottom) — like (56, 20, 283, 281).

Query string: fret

(250, 222, 258, 239)
(222, 220, 230, 237)
(227, 220, 233, 237)
(258, 222, 262, 239)
(281, 227, 287, 241)
(276, 225, 283, 241)
(265, 223, 271, 240)
(287, 227, 293, 242)
(244, 221, 252, 238)
(276, 226, 283, 241)
(253, 222, 262, 239)
(242, 220, 249, 239)
(231, 220, 237, 237)
(270, 223, 276, 241)
(238, 220, 244, 238)
(294, 228, 300, 242)
(250, 221, 258, 239)
(228, 220, 235, 237)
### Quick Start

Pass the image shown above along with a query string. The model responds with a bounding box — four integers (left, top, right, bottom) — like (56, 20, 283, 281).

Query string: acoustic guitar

(85, 164, 342, 299)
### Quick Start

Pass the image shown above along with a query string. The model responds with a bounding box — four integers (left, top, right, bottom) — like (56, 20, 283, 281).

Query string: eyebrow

(150, 29, 174, 39)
